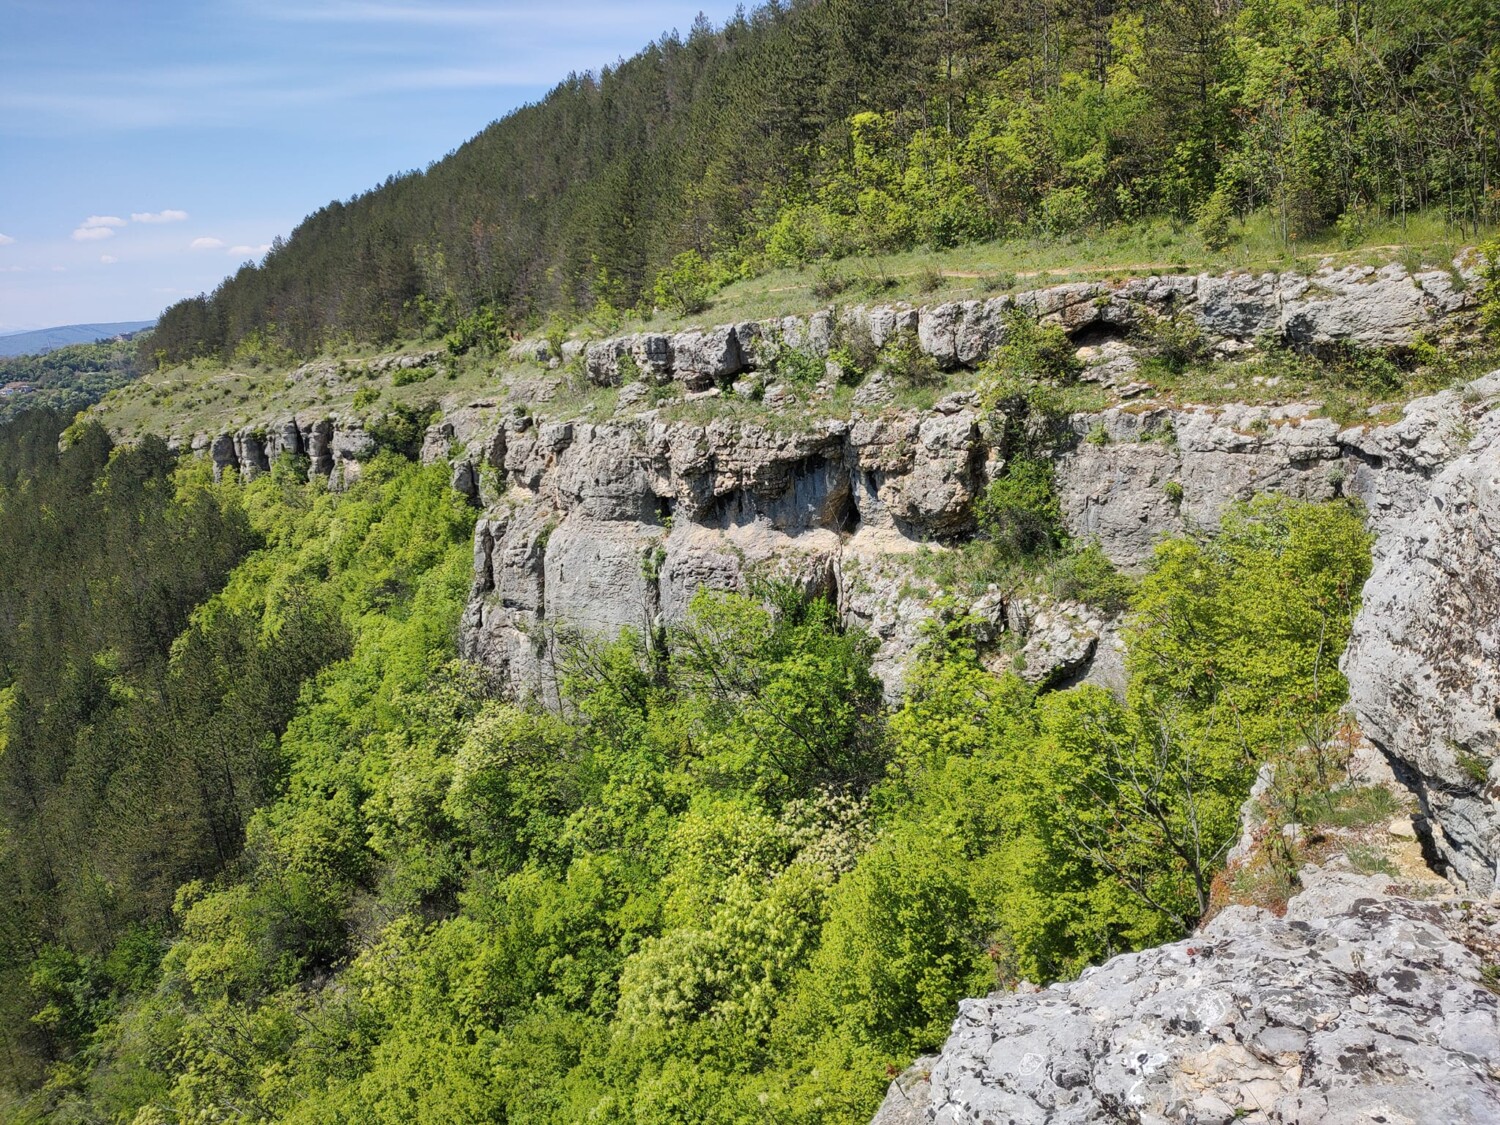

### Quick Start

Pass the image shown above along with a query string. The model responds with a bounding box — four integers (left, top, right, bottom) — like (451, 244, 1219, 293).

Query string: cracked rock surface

(875, 867, 1500, 1124)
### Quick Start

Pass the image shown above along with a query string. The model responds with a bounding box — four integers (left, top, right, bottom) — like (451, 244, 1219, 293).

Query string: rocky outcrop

(518, 259, 1480, 393)
(876, 865, 1500, 1124)
(1342, 374, 1500, 896)
(1055, 402, 1347, 568)
(171, 272, 1498, 898)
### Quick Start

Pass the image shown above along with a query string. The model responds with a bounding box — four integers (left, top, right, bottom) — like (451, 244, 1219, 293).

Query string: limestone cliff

(870, 865, 1500, 1124)
(178, 259, 1497, 895)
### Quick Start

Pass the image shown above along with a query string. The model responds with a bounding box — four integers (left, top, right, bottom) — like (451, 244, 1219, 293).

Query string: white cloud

(100, 255, 118, 264)
(0, 233, 14, 246)
(72, 214, 126, 241)
(50, 266, 67, 273)
(190, 236, 226, 250)
(227, 243, 272, 257)
(132, 209, 188, 224)
(0, 266, 24, 273)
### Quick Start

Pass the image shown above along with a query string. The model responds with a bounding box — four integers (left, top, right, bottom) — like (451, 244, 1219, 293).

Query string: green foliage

(1045, 543, 1135, 615)
(1480, 241, 1500, 335)
(989, 311, 1082, 387)
(0, 370, 1377, 1125)
(148, 0, 1500, 363)
(0, 337, 145, 426)
(1139, 314, 1208, 374)
(366, 402, 439, 460)
(651, 250, 720, 317)
(444, 305, 508, 357)
(975, 457, 1065, 560)
(768, 346, 826, 387)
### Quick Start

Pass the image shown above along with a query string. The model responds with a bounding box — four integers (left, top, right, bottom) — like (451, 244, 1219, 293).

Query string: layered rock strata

(514, 259, 1478, 392)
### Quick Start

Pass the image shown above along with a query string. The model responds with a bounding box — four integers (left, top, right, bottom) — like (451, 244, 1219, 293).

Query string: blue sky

(0, 0, 740, 332)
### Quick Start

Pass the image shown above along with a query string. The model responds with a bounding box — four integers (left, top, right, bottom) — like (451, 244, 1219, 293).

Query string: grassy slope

(87, 211, 1492, 446)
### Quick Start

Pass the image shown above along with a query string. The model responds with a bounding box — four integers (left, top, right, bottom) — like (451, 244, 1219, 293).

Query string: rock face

(176, 275, 1498, 900)
(524, 259, 1480, 394)
(1342, 374, 1500, 895)
(878, 866, 1500, 1125)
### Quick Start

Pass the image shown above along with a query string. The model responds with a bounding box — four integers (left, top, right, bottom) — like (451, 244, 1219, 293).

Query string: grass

(1309, 784, 1404, 830)
(593, 208, 1491, 341)
(86, 204, 1494, 446)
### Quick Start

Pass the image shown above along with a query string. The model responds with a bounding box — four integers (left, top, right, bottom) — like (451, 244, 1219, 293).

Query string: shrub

(444, 305, 506, 356)
(1195, 187, 1235, 252)
(771, 347, 827, 387)
(812, 263, 851, 299)
(392, 365, 434, 388)
(652, 250, 717, 317)
(367, 403, 438, 460)
(988, 310, 1081, 385)
(914, 266, 945, 294)
(1478, 241, 1500, 335)
(976, 457, 1064, 559)
(1139, 314, 1207, 373)
(879, 333, 940, 389)
(1047, 543, 1134, 614)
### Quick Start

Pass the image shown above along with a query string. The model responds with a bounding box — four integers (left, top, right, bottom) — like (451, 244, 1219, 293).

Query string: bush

(976, 457, 1064, 560)
(988, 311, 1081, 385)
(771, 346, 827, 387)
(444, 305, 506, 357)
(1478, 241, 1500, 335)
(812, 263, 851, 299)
(879, 333, 941, 389)
(367, 404, 438, 460)
(1195, 187, 1235, 251)
(914, 266, 945, 294)
(652, 250, 718, 317)
(1139, 314, 1207, 373)
(1047, 543, 1134, 614)
(392, 365, 435, 388)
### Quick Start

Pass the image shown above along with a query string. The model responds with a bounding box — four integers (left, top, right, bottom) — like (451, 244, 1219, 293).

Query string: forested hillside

(0, 340, 145, 426)
(151, 0, 1499, 362)
(0, 400, 1374, 1122)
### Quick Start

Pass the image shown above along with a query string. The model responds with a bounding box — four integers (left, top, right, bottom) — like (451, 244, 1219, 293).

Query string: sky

(0, 0, 741, 332)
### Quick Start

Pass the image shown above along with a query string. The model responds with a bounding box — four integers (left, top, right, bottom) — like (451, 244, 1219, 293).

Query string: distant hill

(0, 321, 155, 358)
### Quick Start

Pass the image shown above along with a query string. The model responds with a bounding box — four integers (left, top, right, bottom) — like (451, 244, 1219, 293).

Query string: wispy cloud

(227, 243, 272, 257)
(0, 233, 14, 246)
(73, 215, 125, 240)
(190, 237, 225, 250)
(260, 2, 527, 26)
(100, 255, 118, 264)
(132, 209, 188, 223)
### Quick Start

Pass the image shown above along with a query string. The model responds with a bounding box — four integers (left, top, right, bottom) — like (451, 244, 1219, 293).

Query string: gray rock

(1343, 374, 1500, 895)
(916, 869, 1500, 1125)
(871, 1057, 937, 1125)
(209, 433, 239, 482)
(672, 326, 743, 390)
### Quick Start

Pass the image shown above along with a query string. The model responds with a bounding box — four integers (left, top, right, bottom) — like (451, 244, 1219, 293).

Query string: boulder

(910, 867, 1500, 1125)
